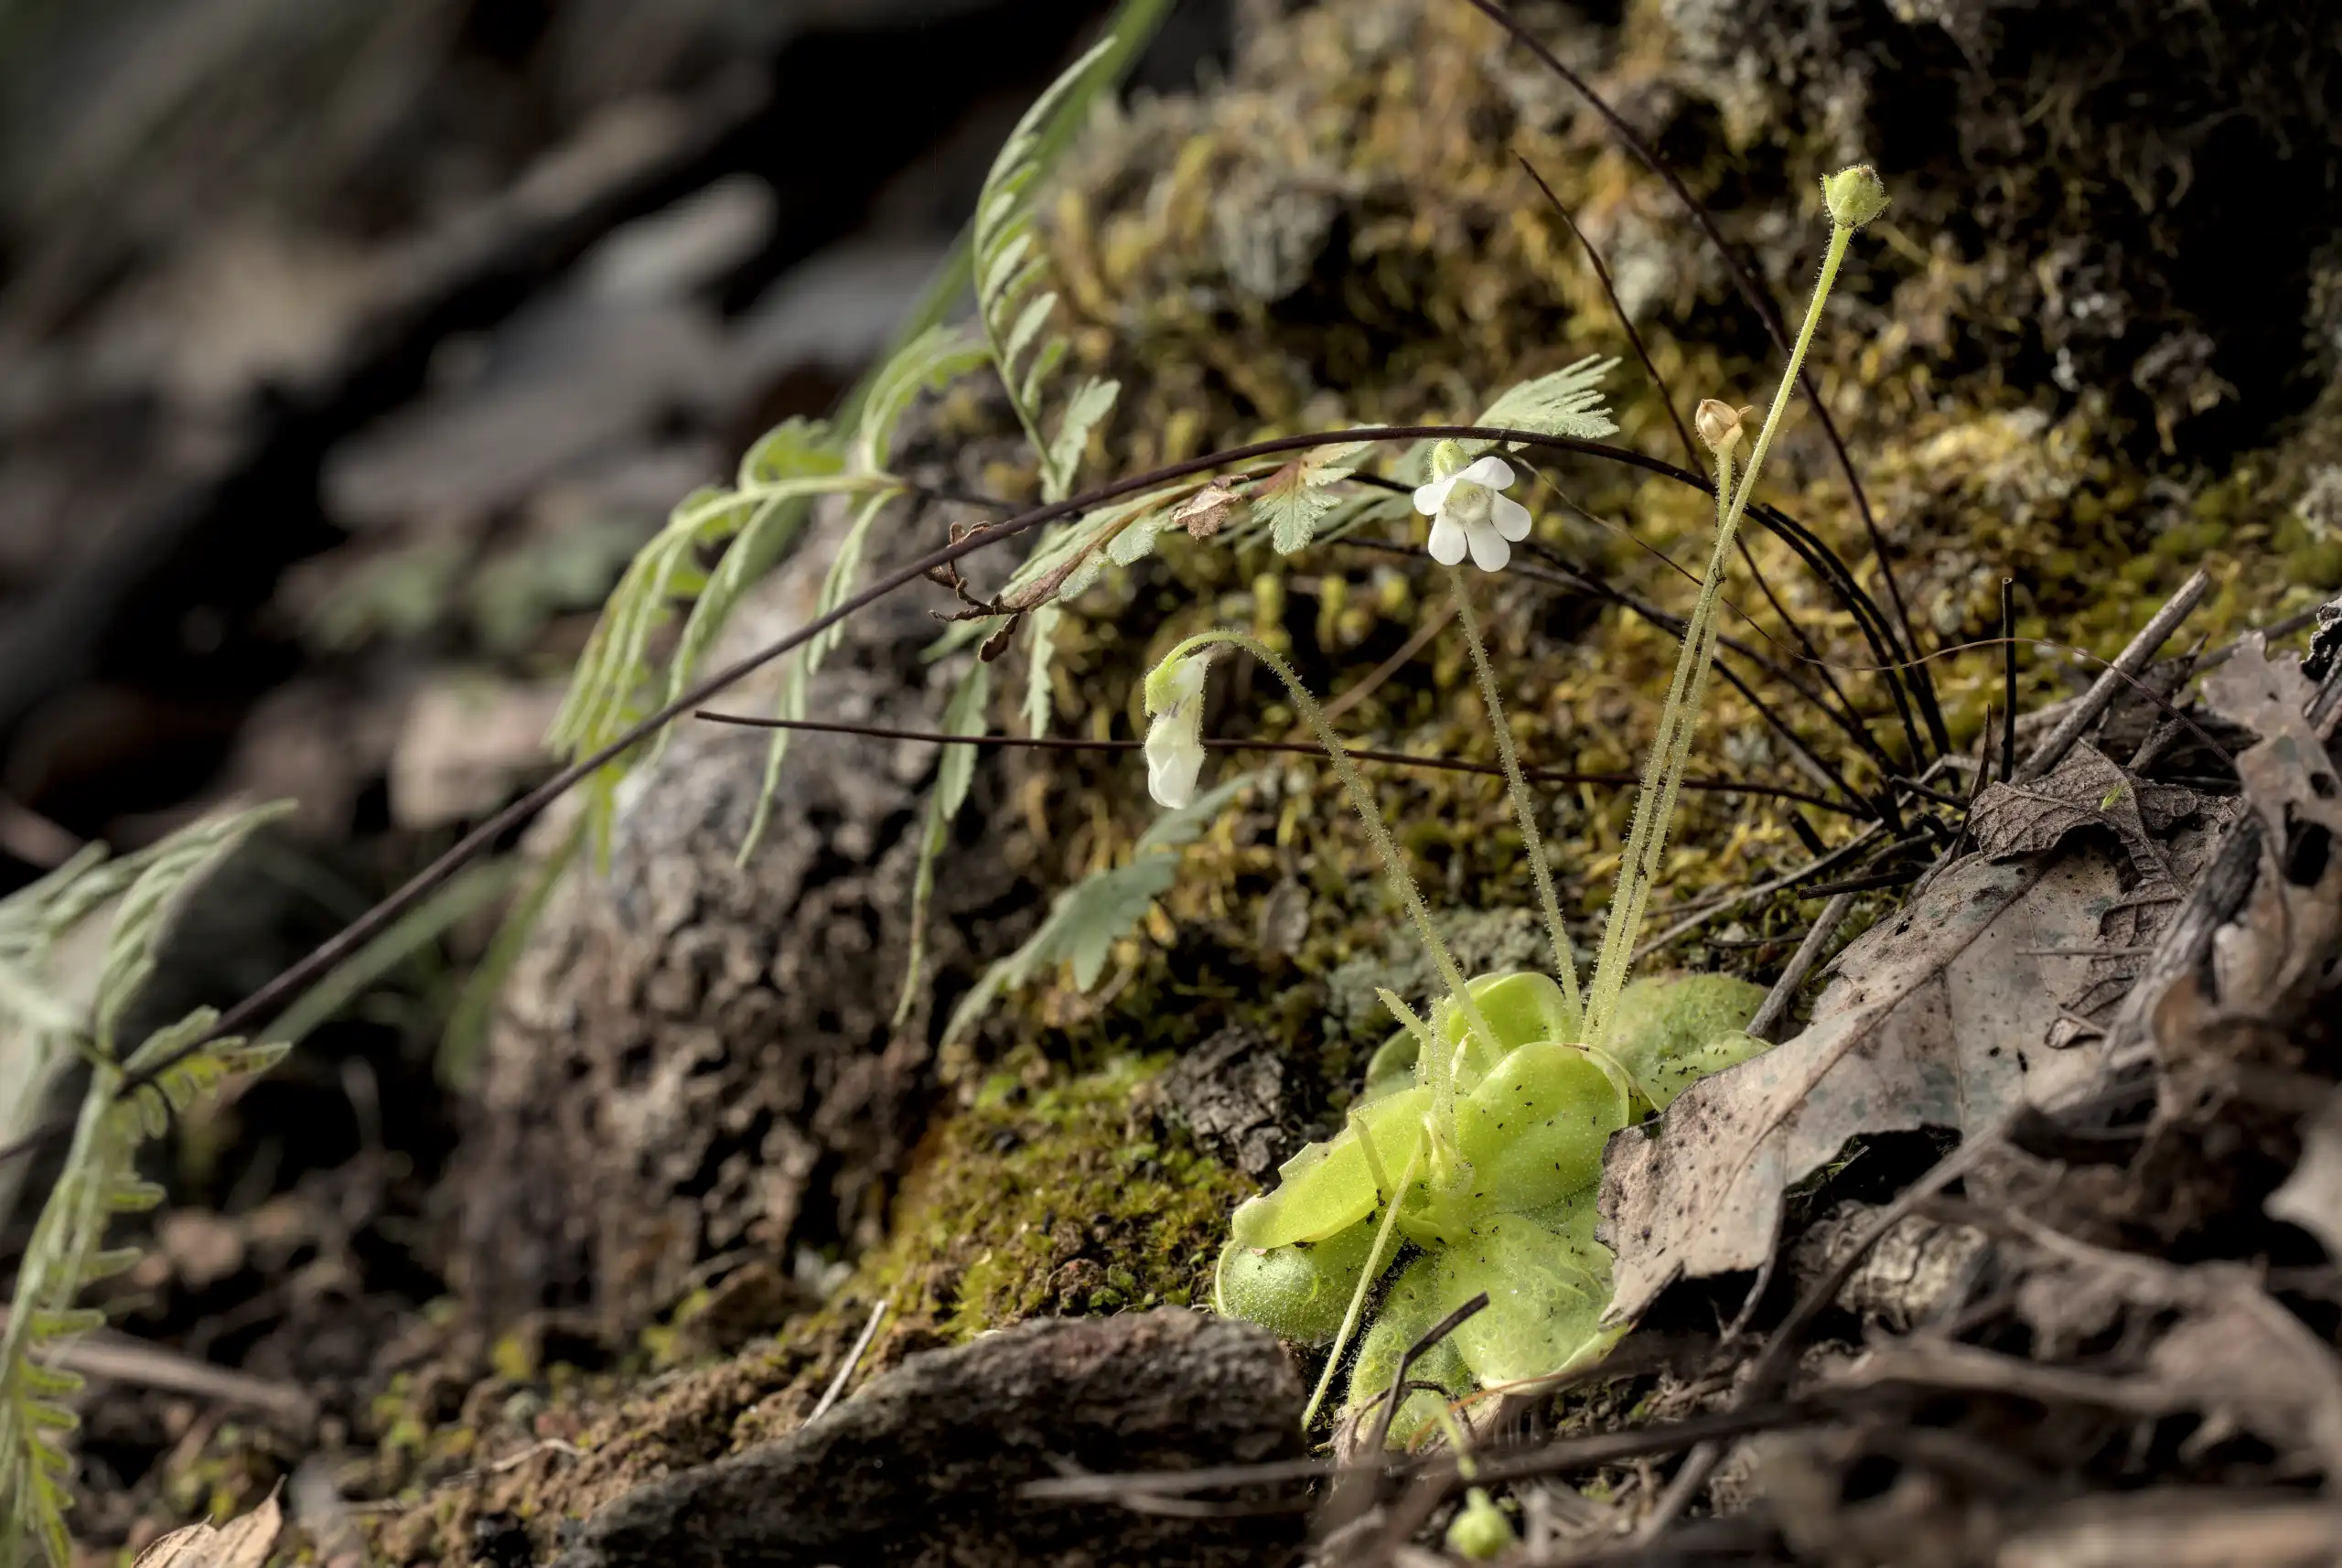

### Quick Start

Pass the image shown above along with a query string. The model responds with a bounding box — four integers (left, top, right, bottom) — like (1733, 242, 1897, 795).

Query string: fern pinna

(0, 807, 288, 1568)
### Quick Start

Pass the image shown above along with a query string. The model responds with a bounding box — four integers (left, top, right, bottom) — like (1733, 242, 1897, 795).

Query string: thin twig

(1746, 890, 1854, 1041)
(1516, 151, 1870, 774)
(0, 1309, 315, 1427)
(1321, 1293, 1495, 1538)
(2000, 577, 2019, 784)
(1630, 1117, 2014, 1545)
(0, 418, 1864, 1172)
(1319, 598, 1458, 726)
(1517, 155, 1696, 472)
(2015, 568, 2210, 781)
(0, 793, 83, 869)
(809, 1297, 889, 1422)
(1629, 823, 1887, 961)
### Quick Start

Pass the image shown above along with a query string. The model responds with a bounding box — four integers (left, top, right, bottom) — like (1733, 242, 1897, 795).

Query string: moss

(355, 0, 2342, 1555)
(359, 1053, 1247, 1563)
(886, 1051, 1247, 1337)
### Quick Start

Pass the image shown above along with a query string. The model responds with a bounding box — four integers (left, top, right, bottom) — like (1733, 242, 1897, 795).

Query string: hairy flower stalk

(1148, 630, 1498, 1052)
(1447, 564, 1582, 1026)
(1584, 167, 1884, 1045)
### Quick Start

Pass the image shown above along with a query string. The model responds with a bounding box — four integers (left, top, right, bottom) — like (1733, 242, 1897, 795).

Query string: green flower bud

(1429, 438, 1469, 482)
(1445, 1487, 1516, 1560)
(1821, 164, 1889, 229)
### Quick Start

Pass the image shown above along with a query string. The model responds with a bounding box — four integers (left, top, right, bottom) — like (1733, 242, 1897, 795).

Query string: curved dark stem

(0, 419, 1875, 1171)
(1510, 515, 1896, 784)
(1514, 151, 1874, 757)
(1509, 545, 1895, 806)
(1465, 0, 1947, 757)
(1746, 499, 1930, 771)
(689, 713, 1861, 812)
(1732, 531, 1875, 768)
(1515, 153, 1697, 473)
(2000, 577, 2019, 784)
(1707, 657, 1885, 825)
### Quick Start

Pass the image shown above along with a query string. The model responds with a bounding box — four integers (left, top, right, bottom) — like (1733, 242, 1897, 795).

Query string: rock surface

(551, 1308, 1305, 1568)
(450, 415, 1041, 1330)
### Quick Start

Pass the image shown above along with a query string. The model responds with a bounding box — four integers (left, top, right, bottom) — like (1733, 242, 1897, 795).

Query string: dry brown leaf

(1599, 846, 2121, 1325)
(134, 1490, 283, 1568)
(2269, 1088, 2342, 1256)
(2146, 1273, 2342, 1470)
(1969, 743, 2173, 871)
(1967, 744, 2224, 1047)
(2202, 635, 2342, 1011)
(1170, 479, 1241, 539)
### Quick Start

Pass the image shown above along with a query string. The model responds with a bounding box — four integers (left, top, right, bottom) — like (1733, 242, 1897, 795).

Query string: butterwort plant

(1143, 166, 1892, 1440)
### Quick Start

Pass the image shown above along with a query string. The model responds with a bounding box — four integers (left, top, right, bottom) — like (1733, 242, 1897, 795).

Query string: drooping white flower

(1143, 652, 1210, 808)
(1413, 454, 1531, 573)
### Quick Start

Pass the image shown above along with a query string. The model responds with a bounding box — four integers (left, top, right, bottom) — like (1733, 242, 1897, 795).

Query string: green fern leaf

(942, 773, 1257, 1044)
(1022, 604, 1063, 739)
(2, 809, 296, 1568)
(21, 1312, 101, 1342)
(91, 807, 288, 1056)
(101, 1180, 164, 1214)
(15, 1364, 80, 1401)
(893, 660, 994, 1025)
(662, 421, 845, 710)
(1000, 291, 1058, 386)
(853, 327, 989, 475)
(1046, 377, 1121, 498)
(1466, 355, 1621, 456)
(79, 1249, 141, 1283)
(1254, 442, 1368, 553)
(740, 486, 902, 859)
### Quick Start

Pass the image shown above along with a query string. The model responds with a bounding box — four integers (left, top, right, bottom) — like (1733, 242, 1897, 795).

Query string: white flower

(1143, 653, 1209, 808)
(1413, 455, 1531, 572)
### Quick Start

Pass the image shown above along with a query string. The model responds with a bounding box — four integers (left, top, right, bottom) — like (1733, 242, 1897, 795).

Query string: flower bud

(1821, 164, 1889, 229)
(1428, 438, 1469, 482)
(1694, 399, 1752, 456)
(1445, 1488, 1515, 1560)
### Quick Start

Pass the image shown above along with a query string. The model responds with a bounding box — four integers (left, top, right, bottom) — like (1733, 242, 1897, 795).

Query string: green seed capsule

(1446, 1489, 1516, 1560)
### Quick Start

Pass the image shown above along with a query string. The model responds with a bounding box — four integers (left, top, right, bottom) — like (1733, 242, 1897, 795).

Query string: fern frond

(973, 38, 1130, 502)
(0, 807, 290, 1567)
(546, 454, 882, 852)
(1022, 604, 1063, 739)
(941, 773, 1258, 1045)
(1252, 441, 1370, 554)
(892, 660, 994, 1025)
(91, 805, 289, 1056)
(1464, 356, 1621, 456)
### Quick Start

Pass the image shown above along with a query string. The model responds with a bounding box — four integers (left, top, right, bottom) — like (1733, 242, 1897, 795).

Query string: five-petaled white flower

(1144, 652, 1210, 808)
(1413, 454, 1531, 572)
